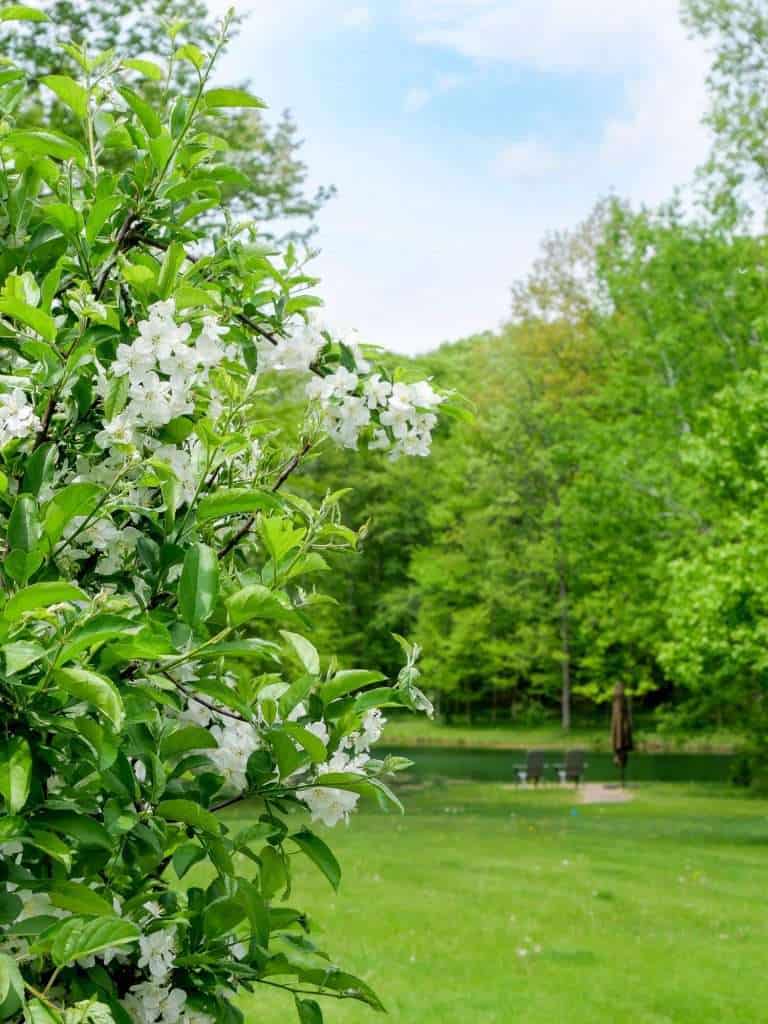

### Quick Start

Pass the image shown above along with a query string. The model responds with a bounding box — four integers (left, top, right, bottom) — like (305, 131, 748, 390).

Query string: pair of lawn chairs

(515, 750, 587, 786)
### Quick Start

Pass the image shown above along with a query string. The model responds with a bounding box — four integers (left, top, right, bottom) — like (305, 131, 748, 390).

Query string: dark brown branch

(217, 439, 312, 559)
(161, 670, 248, 722)
(93, 212, 141, 300)
(37, 213, 143, 447)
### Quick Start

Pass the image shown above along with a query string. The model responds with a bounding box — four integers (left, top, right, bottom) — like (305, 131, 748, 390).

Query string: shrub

(0, 8, 444, 1022)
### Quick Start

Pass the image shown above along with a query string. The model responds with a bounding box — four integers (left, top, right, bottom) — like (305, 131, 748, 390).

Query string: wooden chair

(556, 749, 587, 785)
(515, 750, 546, 785)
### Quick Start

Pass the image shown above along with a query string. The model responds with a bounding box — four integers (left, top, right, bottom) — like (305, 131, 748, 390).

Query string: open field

(382, 716, 743, 754)
(232, 781, 768, 1024)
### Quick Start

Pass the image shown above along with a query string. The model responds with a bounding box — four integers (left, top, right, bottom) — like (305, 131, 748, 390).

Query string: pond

(380, 745, 735, 784)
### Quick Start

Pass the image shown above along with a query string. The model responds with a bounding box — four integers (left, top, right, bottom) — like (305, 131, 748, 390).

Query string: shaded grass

(383, 716, 742, 754)
(234, 782, 768, 1024)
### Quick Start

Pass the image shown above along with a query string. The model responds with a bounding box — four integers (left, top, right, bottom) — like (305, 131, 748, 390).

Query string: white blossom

(364, 373, 392, 410)
(123, 982, 187, 1024)
(299, 749, 368, 828)
(137, 927, 177, 981)
(353, 709, 386, 753)
(209, 720, 260, 792)
(258, 320, 323, 373)
(0, 388, 41, 446)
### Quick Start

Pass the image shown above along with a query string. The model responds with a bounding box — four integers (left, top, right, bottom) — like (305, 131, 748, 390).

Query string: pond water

(380, 745, 735, 784)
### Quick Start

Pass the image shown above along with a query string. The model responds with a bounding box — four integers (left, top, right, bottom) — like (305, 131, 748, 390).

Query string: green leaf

(85, 196, 121, 244)
(203, 896, 247, 939)
(291, 829, 341, 891)
(0, 4, 47, 20)
(3, 581, 88, 621)
(8, 494, 41, 552)
(236, 878, 269, 952)
(280, 631, 320, 675)
(40, 75, 88, 119)
(157, 241, 186, 299)
(321, 670, 387, 705)
(172, 842, 205, 879)
(314, 970, 385, 1012)
(268, 730, 304, 779)
(203, 88, 267, 110)
(43, 483, 104, 545)
(226, 585, 292, 626)
(156, 799, 220, 834)
(56, 614, 135, 666)
(0, 298, 55, 341)
(173, 44, 205, 70)
(44, 202, 80, 235)
(3, 129, 86, 167)
(117, 86, 161, 138)
(0, 737, 32, 814)
(54, 667, 125, 731)
(0, 952, 25, 1020)
(50, 883, 115, 918)
(259, 845, 286, 898)
(22, 999, 59, 1024)
(3, 640, 46, 675)
(3, 549, 43, 585)
(160, 725, 217, 759)
(295, 996, 323, 1024)
(50, 916, 140, 967)
(197, 488, 282, 522)
(282, 723, 326, 763)
(103, 374, 129, 421)
(23, 443, 56, 497)
(178, 543, 219, 627)
(123, 58, 165, 81)
(36, 811, 112, 850)
(24, 829, 72, 868)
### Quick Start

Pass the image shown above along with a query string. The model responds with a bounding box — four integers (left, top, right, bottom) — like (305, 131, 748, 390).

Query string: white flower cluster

(0, 388, 41, 447)
(178, 675, 261, 793)
(256, 319, 324, 374)
(99, 300, 229, 450)
(65, 515, 141, 575)
(308, 370, 443, 456)
(209, 719, 260, 792)
(255, 317, 444, 456)
(299, 709, 387, 828)
(123, 926, 213, 1024)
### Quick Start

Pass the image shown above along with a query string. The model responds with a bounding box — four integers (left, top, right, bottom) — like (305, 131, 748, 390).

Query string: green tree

(1, 0, 333, 238)
(683, 0, 768, 222)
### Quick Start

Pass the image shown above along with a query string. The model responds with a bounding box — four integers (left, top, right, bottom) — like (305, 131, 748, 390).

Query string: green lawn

(383, 716, 741, 753)
(231, 782, 768, 1024)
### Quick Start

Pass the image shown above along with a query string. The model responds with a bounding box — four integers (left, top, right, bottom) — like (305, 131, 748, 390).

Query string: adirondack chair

(555, 749, 587, 785)
(515, 750, 546, 785)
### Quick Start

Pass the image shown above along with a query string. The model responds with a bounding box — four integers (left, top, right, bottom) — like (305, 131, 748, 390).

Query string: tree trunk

(559, 569, 571, 731)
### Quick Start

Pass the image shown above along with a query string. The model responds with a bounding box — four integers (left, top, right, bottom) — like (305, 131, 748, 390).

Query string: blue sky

(208, 1, 712, 354)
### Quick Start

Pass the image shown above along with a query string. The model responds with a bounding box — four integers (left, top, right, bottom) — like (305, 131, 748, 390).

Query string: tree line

(296, 1, 768, 746)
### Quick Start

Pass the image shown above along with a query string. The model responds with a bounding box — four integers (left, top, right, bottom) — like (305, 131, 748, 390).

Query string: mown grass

(232, 781, 768, 1024)
(383, 715, 742, 754)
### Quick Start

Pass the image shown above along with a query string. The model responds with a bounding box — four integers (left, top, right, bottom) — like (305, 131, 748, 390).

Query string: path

(578, 783, 634, 804)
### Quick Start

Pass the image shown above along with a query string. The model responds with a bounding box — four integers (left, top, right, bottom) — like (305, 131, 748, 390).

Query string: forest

(283, 1, 768, 748)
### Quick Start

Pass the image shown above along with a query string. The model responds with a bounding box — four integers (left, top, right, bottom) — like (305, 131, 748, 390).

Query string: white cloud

(342, 5, 373, 28)
(597, 40, 710, 202)
(404, 86, 432, 113)
(401, 0, 689, 73)
(494, 138, 561, 181)
(210, 0, 715, 354)
(403, 71, 468, 112)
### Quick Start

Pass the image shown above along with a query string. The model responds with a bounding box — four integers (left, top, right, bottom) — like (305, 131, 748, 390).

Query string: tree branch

(217, 438, 312, 559)
(160, 670, 248, 722)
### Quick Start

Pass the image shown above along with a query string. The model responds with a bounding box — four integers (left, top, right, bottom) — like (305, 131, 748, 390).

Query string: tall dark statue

(611, 682, 634, 787)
